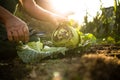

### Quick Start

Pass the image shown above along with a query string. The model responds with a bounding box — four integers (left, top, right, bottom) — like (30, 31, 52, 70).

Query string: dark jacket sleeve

(0, 0, 18, 13)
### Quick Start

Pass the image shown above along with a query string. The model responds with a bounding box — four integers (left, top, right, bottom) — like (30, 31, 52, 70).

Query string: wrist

(0, 6, 16, 25)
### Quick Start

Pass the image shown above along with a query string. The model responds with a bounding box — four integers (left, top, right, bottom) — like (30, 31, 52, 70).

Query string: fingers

(13, 31, 19, 42)
(8, 30, 21, 42)
(17, 29, 24, 42)
(7, 26, 29, 43)
(17, 26, 29, 43)
(23, 26, 29, 42)
(7, 31, 13, 41)
(7, 30, 19, 42)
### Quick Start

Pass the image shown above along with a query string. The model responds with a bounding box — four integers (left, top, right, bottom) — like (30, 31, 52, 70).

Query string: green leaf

(80, 33, 96, 46)
(17, 41, 68, 63)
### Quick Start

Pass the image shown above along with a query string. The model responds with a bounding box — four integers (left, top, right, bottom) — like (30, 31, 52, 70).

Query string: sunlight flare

(50, 0, 114, 25)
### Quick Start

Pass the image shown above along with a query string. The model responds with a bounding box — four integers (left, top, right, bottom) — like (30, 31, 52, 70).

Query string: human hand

(50, 14, 68, 26)
(5, 17, 29, 43)
(56, 16, 68, 26)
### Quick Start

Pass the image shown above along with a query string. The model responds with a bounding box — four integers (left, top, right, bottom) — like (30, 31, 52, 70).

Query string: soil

(0, 44, 120, 80)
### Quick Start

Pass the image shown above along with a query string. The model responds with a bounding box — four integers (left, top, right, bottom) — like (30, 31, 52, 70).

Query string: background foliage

(81, 0, 120, 44)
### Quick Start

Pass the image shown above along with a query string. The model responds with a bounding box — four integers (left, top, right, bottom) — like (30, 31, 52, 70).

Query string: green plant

(51, 22, 80, 48)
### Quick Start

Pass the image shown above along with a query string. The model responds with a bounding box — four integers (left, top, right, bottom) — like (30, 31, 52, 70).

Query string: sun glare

(50, 0, 114, 25)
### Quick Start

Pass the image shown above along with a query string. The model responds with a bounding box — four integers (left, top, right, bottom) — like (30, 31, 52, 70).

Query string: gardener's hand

(54, 14, 68, 25)
(5, 16, 29, 43)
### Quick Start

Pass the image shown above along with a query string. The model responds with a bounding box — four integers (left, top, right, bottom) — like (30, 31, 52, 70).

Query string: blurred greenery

(81, 7, 115, 39)
(14, 0, 120, 45)
(81, 0, 120, 44)
(15, 0, 120, 63)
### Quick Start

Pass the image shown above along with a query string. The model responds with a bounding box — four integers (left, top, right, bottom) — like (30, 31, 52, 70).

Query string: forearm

(0, 6, 29, 42)
(0, 6, 15, 24)
(19, 0, 61, 22)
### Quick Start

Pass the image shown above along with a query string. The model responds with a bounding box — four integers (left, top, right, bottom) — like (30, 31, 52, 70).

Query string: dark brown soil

(0, 45, 120, 80)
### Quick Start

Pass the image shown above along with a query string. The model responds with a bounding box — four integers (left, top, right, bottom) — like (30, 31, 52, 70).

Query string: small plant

(17, 20, 97, 63)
